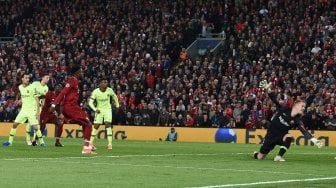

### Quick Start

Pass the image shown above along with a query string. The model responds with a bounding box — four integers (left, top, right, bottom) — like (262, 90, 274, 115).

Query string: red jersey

(41, 91, 56, 117)
(54, 77, 79, 106)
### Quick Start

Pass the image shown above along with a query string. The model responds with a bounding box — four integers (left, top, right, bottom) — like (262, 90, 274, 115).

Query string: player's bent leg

(55, 119, 64, 147)
(25, 124, 32, 145)
(105, 122, 113, 150)
(33, 123, 44, 146)
(3, 122, 20, 146)
(64, 106, 96, 154)
(253, 151, 267, 160)
(82, 124, 96, 154)
(254, 136, 274, 160)
(90, 124, 100, 147)
(33, 125, 46, 148)
(31, 124, 40, 145)
(275, 134, 294, 162)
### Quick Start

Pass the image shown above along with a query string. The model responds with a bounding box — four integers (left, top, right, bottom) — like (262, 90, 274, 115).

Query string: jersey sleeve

(110, 88, 119, 108)
(296, 118, 313, 139)
(268, 92, 289, 111)
(54, 80, 73, 105)
(88, 89, 97, 111)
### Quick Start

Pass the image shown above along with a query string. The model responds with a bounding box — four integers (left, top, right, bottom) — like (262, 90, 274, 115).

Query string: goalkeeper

(254, 80, 323, 162)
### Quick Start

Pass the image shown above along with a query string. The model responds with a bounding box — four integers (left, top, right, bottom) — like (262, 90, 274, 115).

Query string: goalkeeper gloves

(259, 80, 272, 92)
(310, 137, 324, 148)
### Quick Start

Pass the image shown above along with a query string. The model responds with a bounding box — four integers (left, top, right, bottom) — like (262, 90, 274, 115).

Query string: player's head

(292, 100, 306, 116)
(69, 63, 82, 77)
(40, 72, 50, 85)
(55, 84, 62, 95)
(99, 77, 108, 90)
(21, 73, 30, 85)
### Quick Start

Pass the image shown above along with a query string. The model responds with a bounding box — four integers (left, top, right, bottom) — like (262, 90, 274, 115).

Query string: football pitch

(0, 137, 335, 188)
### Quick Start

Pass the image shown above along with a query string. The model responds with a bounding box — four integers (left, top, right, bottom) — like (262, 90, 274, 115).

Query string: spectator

(185, 114, 194, 127)
(141, 113, 151, 126)
(148, 104, 159, 126)
(158, 107, 169, 126)
(3, 106, 15, 122)
(0, 0, 335, 130)
(165, 127, 177, 141)
(226, 117, 236, 128)
(174, 114, 184, 127)
(323, 114, 336, 130)
(0, 106, 5, 121)
(125, 112, 134, 125)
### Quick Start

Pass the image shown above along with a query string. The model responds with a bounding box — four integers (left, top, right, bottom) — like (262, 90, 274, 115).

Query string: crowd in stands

(0, 0, 335, 131)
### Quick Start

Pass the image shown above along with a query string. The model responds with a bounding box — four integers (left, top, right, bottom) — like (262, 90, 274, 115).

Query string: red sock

(82, 125, 92, 146)
(57, 124, 63, 138)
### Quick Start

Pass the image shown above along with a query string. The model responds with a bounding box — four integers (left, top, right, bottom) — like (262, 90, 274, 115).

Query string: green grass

(0, 136, 336, 188)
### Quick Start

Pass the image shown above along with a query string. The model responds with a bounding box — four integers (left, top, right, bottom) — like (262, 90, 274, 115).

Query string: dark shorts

(259, 133, 285, 155)
(61, 105, 91, 126)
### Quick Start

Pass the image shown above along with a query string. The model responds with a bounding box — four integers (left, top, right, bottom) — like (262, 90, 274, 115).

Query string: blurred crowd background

(0, 0, 335, 131)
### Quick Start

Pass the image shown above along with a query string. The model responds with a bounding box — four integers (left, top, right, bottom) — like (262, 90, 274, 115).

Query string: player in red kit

(36, 84, 65, 147)
(50, 64, 96, 154)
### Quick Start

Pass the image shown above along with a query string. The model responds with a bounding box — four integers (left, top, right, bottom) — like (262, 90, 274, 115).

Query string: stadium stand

(0, 0, 335, 131)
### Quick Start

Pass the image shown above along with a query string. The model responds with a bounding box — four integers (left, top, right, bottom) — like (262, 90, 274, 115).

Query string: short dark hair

(69, 64, 81, 75)
(99, 77, 108, 82)
(21, 72, 29, 78)
(40, 70, 50, 77)
(294, 99, 305, 104)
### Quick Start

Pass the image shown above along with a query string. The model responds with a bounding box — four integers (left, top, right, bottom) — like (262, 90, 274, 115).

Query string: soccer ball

(215, 128, 237, 143)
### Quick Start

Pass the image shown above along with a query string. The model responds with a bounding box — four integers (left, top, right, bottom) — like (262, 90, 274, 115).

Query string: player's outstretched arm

(259, 80, 282, 108)
(259, 80, 271, 93)
(50, 82, 71, 112)
(88, 95, 97, 112)
(297, 120, 323, 148)
(111, 89, 120, 108)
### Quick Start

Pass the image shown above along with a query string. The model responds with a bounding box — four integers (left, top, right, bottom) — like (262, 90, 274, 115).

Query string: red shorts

(61, 104, 91, 126)
(40, 114, 57, 124)
(40, 110, 57, 124)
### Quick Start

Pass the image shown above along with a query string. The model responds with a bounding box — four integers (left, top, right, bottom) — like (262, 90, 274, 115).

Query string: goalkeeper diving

(254, 80, 323, 162)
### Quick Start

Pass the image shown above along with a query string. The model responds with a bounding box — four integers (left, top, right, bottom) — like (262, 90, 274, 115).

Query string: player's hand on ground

(315, 139, 324, 148)
(96, 109, 100, 114)
(311, 137, 324, 148)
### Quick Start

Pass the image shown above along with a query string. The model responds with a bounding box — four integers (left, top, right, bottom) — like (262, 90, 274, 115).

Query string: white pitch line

(2, 153, 219, 161)
(191, 176, 336, 188)
(233, 152, 336, 155)
(4, 151, 335, 161)
(3, 155, 325, 177)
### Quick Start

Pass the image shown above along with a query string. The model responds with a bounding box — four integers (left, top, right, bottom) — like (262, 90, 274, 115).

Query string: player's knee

(259, 147, 271, 157)
(283, 134, 293, 141)
(105, 122, 112, 128)
(55, 119, 63, 126)
(13, 123, 19, 128)
(258, 153, 266, 160)
(254, 152, 266, 160)
(284, 137, 293, 143)
(283, 137, 293, 148)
